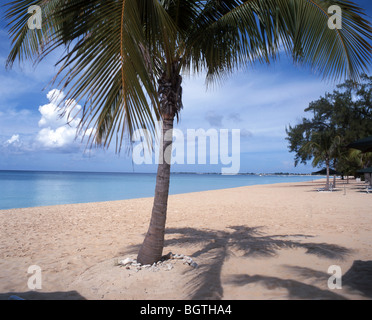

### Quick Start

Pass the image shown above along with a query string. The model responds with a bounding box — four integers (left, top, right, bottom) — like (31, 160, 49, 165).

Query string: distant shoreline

(0, 169, 317, 176)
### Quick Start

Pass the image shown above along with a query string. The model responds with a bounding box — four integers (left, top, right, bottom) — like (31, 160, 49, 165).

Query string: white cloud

(38, 103, 62, 128)
(36, 89, 92, 150)
(38, 89, 74, 129)
(46, 89, 65, 106)
(37, 127, 77, 149)
(0, 88, 94, 154)
(6, 134, 20, 145)
(1, 133, 35, 155)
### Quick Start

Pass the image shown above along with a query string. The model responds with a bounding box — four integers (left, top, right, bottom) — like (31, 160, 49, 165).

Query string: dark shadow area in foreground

(343, 260, 372, 298)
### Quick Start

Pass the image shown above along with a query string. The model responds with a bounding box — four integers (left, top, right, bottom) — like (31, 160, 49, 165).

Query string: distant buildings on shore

(171, 172, 313, 176)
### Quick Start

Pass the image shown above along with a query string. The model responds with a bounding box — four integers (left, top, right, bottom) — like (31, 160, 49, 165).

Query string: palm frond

(183, 0, 371, 84)
(5, 0, 61, 68)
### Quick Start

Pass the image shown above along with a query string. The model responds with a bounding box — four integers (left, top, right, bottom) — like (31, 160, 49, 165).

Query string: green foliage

(301, 131, 341, 167)
(286, 74, 372, 173)
(338, 149, 372, 176)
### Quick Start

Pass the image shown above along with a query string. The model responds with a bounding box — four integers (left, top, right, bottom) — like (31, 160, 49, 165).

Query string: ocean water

(0, 170, 319, 210)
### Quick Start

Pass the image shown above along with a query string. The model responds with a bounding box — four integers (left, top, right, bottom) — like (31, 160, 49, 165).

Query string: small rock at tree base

(119, 258, 134, 266)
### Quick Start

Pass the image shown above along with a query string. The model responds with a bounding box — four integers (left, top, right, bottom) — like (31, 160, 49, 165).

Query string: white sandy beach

(0, 179, 371, 300)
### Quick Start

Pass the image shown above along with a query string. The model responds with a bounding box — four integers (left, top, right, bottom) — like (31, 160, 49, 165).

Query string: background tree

(5, 0, 372, 265)
(300, 130, 341, 190)
(286, 74, 372, 185)
(338, 149, 372, 182)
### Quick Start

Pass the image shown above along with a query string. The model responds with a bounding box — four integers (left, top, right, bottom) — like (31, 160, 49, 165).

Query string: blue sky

(0, 1, 371, 174)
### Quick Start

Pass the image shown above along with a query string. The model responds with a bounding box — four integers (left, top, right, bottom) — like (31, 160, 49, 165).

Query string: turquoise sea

(0, 170, 319, 210)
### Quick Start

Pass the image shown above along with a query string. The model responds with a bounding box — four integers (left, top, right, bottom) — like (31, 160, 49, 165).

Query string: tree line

(286, 74, 372, 190)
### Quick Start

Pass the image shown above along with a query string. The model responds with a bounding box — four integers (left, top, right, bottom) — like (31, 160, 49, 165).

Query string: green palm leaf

(183, 0, 371, 83)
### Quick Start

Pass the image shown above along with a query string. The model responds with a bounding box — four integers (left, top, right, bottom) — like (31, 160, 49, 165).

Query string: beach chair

(317, 183, 334, 192)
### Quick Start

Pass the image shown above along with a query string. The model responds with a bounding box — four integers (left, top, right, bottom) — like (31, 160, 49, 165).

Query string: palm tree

(346, 149, 372, 183)
(301, 131, 341, 190)
(5, 0, 371, 265)
(337, 148, 363, 183)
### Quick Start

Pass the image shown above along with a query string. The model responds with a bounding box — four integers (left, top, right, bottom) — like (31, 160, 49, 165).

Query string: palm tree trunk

(333, 174, 336, 188)
(332, 160, 337, 188)
(137, 63, 182, 266)
(137, 116, 174, 265)
(326, 160, 330, 191)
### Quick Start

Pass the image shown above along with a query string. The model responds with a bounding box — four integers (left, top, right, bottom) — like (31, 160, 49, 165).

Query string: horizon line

(0, 169, 315, 175)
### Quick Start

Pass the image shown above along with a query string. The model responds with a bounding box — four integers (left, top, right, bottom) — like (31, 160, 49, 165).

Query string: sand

(0, 178, 371, 300)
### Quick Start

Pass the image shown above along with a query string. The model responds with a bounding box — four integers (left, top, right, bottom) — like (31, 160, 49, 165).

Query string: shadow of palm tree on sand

(168, 226, 351, 299)
(127, 225, 351, 299)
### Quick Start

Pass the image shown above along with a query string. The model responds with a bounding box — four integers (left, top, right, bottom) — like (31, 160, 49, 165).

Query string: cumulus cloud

(37, 127, 79, 149)
(47, 89, 65, 105)
(1, 89, 94, 154)
(36, 89, 92, 150)
(38, 89, 74, 129)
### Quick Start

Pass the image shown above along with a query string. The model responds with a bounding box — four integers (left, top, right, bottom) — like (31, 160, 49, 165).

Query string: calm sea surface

(0, 171, 319, 210)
